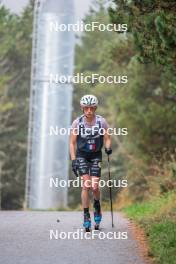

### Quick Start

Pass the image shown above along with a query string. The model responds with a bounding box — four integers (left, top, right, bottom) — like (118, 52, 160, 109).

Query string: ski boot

(83, 212, 91, 232)
(94, 211, 102, 230)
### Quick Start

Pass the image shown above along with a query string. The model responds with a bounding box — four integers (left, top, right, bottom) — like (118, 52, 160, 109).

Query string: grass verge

(123, 191, 176, 264)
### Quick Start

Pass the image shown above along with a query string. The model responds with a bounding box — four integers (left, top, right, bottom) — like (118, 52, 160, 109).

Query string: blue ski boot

(94, 211, 102, 230)
(83, 212, 91, 232)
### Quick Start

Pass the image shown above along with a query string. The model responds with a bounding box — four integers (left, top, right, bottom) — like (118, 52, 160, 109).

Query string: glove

(105, 148, 112, 155)
(72, 159, 79, 177)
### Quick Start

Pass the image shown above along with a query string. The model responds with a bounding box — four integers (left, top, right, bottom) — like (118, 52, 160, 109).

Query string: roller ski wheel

(85, 227, 91, 232)
(83, 212, 91, 232)
(94, 224, 100, 230)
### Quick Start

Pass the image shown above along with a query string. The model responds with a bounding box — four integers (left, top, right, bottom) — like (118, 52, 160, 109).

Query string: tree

(109, 0, 176, 100)
(73, 1, 176, 204)
(0, 2, 33, 209)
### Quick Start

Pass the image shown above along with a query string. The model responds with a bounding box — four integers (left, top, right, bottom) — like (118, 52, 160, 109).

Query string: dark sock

(94, 199, 101, 213)
(84, 208, 89, 214)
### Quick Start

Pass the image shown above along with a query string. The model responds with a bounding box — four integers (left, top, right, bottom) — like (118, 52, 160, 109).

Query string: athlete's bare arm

(70, 131, 77, 160)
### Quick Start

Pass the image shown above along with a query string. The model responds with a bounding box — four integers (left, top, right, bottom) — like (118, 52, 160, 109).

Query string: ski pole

(108, 155, 114, 228)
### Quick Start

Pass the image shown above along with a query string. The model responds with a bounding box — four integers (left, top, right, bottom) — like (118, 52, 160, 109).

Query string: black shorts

(76, 151, 102, 177)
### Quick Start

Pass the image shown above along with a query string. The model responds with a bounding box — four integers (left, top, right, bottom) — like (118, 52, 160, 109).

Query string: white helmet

(80, 95, 98, 107)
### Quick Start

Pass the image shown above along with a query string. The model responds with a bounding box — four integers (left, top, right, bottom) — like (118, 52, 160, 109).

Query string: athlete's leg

(90, 158, 102, 226)
(76, 157, 90, 208)
(91, 176, 100, 200)
(92, 176, 101, 215)
(81, 174, 92, 229)
(90, 158, 101, 200)
(81, 175, 91, 208)
(77, 157, 92, 229)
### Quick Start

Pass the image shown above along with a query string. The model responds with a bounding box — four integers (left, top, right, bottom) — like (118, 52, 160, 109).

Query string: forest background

(0, 1, 175, 262)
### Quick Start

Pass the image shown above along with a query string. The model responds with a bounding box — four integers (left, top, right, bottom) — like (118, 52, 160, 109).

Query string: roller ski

(83, 212, 91, 232)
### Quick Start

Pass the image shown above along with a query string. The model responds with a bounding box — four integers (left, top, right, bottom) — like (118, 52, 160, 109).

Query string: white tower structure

(25, 0, 75, 209)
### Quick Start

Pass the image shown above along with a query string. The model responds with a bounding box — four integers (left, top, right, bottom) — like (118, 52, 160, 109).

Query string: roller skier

(70, 95, 112, 232)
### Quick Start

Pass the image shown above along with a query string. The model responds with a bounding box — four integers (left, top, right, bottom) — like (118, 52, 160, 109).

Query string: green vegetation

(148, 221, 176, 264)
(109, 1, 176, 72)
(73, 1, 176, 207)
(124, 191, 176, 221)
(0, 0, 175, 224)
(0, 1, 34, 209)
(0, 1, 175, 262)
(0, 1, 176, 261)
(108, 2, 176, 261)
(124, 191, 176, 264)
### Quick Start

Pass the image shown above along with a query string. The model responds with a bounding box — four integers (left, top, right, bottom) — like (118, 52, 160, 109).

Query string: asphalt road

(0, 211, 148, 264)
